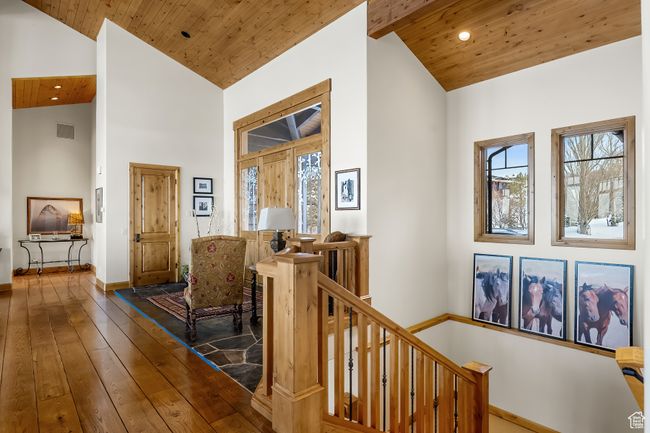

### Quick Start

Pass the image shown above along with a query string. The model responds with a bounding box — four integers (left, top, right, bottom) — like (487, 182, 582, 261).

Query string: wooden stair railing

(251, 252, 492, 433)
(616, 347, 644, 410)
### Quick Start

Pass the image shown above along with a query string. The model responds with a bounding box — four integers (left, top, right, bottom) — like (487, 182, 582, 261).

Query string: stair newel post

(462, 361, 492, 433)
(272, 253, 324, 433)
(289, 237, 316, 253)
(349, 235, 370, 299)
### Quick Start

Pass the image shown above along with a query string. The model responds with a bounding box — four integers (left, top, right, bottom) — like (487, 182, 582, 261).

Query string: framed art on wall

(519, 257, 567, 340)
(472, 253, 512, 328)
(575, 261, 633, 351)
(27, 197, 83, 235)
(193, 177, 213, 194)
(335, 168, 360, 210)
(193, 196, 214, 217)
(95, 187, 103, 223)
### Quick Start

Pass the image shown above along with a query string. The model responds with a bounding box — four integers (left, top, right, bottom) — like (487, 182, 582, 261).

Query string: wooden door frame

(234, 79, 332, 239)
(129, 162, 181, 286)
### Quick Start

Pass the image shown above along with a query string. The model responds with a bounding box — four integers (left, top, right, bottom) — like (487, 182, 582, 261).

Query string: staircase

(251, 237, 492, 433)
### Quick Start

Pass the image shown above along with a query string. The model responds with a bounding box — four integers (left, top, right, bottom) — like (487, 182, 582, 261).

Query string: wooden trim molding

(408, 313, 615, 359)
(551, 116, 636, 250)
(95, 278, 130, 292)
(474, 133, 535, 245)
(490, 405, 560, 433)
(0, 283, 11, 292)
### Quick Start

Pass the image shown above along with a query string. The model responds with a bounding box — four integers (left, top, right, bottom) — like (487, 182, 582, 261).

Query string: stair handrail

(318, 273, 475, 383)
(616, 346, 644, 410)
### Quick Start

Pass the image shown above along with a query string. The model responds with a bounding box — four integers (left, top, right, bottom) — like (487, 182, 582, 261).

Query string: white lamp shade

(258, 207, 294, 231)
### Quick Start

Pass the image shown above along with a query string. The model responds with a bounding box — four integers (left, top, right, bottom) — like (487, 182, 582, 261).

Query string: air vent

(57, 123, 75, 140)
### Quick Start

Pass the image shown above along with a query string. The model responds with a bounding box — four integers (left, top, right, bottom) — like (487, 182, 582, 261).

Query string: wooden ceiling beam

(367, 0, 459, 39)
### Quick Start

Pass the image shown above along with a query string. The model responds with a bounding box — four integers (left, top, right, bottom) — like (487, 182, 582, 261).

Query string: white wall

(96, 20, 223, 284)
(223, 3, 368, 236)
(440, 37, 643, 432)
(0, 0, 95, 284)
(367, 33, 448, 326)
(12, 104, 94, 268)
(643, 0, 650, 428)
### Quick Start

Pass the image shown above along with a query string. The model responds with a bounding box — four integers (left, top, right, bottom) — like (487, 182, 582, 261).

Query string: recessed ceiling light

(50, 97, 59, 101)
(181, 30, 191, 39)
(458, 31, 471, 42)
(54, 85, 62, 89)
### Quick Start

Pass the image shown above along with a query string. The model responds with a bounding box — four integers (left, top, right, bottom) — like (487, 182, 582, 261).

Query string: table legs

(38, 243, 44, 275)
(14, 243, 32, 276)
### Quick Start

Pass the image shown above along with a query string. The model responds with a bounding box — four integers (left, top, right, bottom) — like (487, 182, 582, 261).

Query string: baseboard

(490, 405, 560, 433)
(104, 281, 130, 291)
(95, 277, 105, 290)
(0, 283, 11, 292)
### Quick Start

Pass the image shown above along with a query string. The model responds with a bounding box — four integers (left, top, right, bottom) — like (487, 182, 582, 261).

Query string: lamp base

(270, 231, 286, 253)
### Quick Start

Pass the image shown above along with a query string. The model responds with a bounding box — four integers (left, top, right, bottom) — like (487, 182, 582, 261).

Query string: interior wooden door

(258, 149, 294, 260)
(130, 163, 179, 286)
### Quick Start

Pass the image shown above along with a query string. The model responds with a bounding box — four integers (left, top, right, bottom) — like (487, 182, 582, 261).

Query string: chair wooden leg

(233, 304, 243, 331)
(185, 300, 197, 342)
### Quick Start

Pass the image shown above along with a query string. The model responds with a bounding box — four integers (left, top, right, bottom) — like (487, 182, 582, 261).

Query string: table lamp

(67, 213, 84, 239)
(258, 207, 294, 253)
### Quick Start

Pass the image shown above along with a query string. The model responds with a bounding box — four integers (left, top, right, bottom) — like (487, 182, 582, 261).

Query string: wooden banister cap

(288, 237, 317, 242)
(463, 361, 493, 375)
(348, 234, 372, 239)
(616, 346, 644, 366)
(275, 253, 322, 264)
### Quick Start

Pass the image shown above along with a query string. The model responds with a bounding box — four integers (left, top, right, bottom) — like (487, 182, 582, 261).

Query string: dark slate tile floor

(117, 284, 263, 392)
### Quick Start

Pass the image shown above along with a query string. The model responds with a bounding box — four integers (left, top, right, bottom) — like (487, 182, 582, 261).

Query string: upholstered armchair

(184, 235, 247, 341)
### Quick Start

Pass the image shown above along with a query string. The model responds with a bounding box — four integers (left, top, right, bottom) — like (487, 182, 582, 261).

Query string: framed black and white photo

(193, 177, 213, 194)
(472, 253, 512, 328)
(335, 168, 360, 210)
(519, 257, 567, 340)
(575, 261, 633, 351)
(193, 196, 214, 217)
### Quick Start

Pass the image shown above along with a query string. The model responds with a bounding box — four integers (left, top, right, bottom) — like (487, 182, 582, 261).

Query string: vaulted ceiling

(24, 0, 364, 89)
(369, 0, 641, 91)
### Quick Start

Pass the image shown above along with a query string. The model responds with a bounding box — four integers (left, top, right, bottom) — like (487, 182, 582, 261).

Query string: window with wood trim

(474, 133, 535, 244)
(552, 117, 635, 249)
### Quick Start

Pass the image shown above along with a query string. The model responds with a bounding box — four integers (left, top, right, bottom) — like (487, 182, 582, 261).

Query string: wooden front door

(130, 163, 180, 286)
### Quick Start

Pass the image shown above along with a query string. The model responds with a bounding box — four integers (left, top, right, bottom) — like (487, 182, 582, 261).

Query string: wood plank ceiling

(24, 0, 364, 89)
(12, 75, 96, 109)
(370, 0, 641, 91)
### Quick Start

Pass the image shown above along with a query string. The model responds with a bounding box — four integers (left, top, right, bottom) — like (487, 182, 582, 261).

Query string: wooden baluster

(334, 299, 345, 418)
(462, 362, 492, 433)
(262, 276, 274, 395)
(370, 322, 381, 429)
(346, 248, 356, 295)
(323, 251, 331, 279)
(357, 314, 368, 425)
(400, 342, 409, 433)
(336, 249, 345, 286)
(319, 290, 330, 412)
(390, 335, 400, 432)
(457, 377, 473, 433)
(438, 366, 454, 433)
(415, 351, 425, 433)
(425, 360, 434, 433)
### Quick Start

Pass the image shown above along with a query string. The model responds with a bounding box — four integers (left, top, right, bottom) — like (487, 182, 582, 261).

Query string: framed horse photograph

(518, 257, 567, 340)
(472, 254, 512, 328)
(575, 261, 633, 351)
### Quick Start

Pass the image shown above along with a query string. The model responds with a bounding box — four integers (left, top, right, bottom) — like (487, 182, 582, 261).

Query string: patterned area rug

(147, 287, 263, 322)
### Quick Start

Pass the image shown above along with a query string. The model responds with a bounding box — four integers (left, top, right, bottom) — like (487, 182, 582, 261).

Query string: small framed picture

(575, 261, 633, 351)
(193, 177, 213, 194)
(519, 257, 567, 340)
(193, 196, 214, 217)
(29, 233, 42, 241)
(335, 168, 360, 210)
(472, 253, 512, 328)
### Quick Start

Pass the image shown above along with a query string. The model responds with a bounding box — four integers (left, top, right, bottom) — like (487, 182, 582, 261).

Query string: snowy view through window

(562, 130, 624, 239)
(485, 143, 529, 236)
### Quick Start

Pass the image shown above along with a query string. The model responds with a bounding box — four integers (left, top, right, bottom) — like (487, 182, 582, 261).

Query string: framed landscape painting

(27, 197, 82, 235)
(575, 261, 633, 351)
(472, 254, 512, 328)
(519, 257, 567, 340)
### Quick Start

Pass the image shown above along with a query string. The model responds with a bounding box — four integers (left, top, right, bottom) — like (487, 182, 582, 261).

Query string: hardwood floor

(0, 272, 272, 433)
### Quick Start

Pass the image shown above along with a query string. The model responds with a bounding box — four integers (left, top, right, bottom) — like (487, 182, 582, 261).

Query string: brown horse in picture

(521, 275, 544, 330)
(578, 283, 629, 345)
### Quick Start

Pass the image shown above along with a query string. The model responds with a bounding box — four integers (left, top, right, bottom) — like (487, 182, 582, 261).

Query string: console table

(15, 238, 90, 275)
